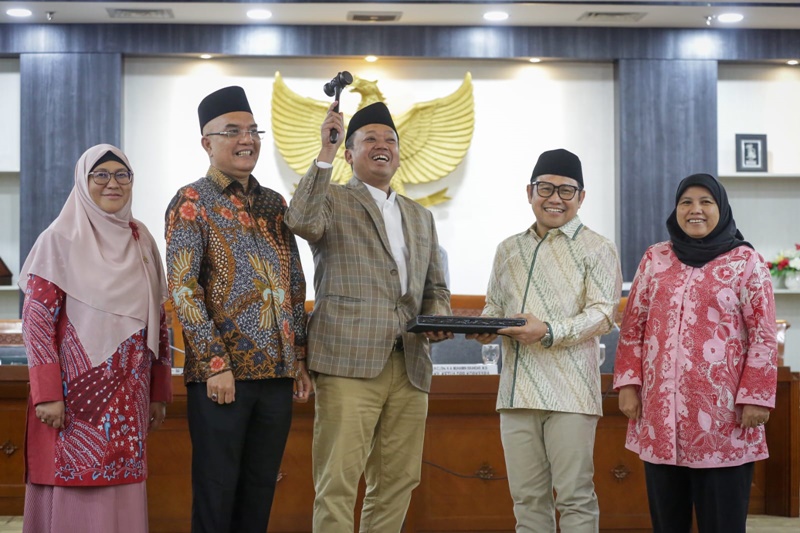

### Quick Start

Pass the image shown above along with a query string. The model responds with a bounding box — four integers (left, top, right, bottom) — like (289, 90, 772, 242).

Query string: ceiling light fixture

(365, 55, 378, 63)
(200, 54, 213, 60)
(788, 60, 799, 66)
(247, 9, 272, 21)
(6, 8, 33, 17)
(483, 11, 509, 22)
(717, 13, 744, 23)
(529, 58, 542, 63)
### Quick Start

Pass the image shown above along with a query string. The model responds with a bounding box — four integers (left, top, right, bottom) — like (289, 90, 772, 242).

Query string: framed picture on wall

(735, 134, 768, 172)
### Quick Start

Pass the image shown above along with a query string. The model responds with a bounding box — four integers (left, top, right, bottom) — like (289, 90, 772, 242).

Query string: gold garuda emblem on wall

(271, 72, 474, 207)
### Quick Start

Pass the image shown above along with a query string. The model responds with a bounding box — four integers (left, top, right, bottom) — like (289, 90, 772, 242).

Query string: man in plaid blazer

(286, 101, 452, 533)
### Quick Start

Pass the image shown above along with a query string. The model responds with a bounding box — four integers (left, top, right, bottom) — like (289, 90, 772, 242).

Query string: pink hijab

(19, 144, 168, 367)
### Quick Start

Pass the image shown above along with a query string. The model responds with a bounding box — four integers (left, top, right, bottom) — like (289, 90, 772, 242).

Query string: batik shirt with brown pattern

(165, 166, 307, 383)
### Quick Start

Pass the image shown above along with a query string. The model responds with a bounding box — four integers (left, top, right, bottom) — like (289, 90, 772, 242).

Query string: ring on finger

(211, 393, 219, 402)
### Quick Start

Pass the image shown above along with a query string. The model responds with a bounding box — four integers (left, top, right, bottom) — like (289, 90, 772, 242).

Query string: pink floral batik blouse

(614, 242, 777, 468)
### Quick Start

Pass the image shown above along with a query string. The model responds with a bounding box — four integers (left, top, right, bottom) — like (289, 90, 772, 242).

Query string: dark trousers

(644, 461, 755, 533)
(187, 378, 294, 533)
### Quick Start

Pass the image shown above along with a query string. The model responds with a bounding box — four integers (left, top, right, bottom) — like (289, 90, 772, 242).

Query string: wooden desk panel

(1, 372, 797, 532)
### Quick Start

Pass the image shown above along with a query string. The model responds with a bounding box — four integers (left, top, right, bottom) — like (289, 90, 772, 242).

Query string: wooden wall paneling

(596, 393, 652, 530)
(268, 404, 315, 533)
(145, 394, 192, 533)
(418, 413, 515, 531)
(1, 367, 799, 530)
(1, 25, 800, 61)
(764, 367, 800, 517)
(616, 59, 718, 279)
(0, 379, 26, 515)
(19, 53, 122, 270)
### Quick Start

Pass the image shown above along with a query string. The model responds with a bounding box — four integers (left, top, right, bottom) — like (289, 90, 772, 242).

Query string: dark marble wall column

(616, 59, 718, 279)
(20, 53, 122, 265)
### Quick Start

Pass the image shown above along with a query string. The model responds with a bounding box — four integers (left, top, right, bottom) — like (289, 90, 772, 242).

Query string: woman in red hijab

(19, 144, 170, 533)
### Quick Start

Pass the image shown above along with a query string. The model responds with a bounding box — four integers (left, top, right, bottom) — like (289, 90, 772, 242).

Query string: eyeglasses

(531, 181, 582, 200)
(89, 170, 133, 185)
(205, 129, 265, 141)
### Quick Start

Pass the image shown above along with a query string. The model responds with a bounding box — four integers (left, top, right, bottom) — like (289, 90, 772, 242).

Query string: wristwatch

(540, 322, 553, 348)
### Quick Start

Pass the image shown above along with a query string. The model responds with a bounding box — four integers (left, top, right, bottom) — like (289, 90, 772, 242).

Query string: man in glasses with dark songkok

(469, 148, 622, 533)
(165, 86, 312, 533)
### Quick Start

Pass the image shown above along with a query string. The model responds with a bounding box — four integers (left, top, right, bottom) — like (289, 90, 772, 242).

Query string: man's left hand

(424, 330, 453, 342)
(497, 313, 547, 345)
(293, 362, 313, 403)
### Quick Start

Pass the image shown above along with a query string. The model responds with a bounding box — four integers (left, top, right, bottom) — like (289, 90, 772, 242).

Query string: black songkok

(91, 151, 129, 172)
(197, 86, 253, 132)
(345, 102, 398, 143)
(530, 148, 584, 188)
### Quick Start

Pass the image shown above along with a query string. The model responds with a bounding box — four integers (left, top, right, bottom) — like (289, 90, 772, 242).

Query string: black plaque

(406, 315, 526, 334)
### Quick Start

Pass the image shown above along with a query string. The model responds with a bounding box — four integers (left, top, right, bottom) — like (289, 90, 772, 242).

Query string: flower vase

(772, 275, 785, 290)
(784, 272, 800, 291)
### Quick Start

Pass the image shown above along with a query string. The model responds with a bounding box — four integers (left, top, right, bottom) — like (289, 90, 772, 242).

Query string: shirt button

(143, 256, 149, 264)
(390, 269, 398, 275)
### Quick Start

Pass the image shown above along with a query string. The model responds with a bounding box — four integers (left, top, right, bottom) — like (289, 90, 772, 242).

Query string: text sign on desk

(433, 363, 498, 375)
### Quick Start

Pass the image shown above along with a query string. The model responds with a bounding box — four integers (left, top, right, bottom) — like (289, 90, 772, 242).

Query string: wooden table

(2, 368, 798, 532)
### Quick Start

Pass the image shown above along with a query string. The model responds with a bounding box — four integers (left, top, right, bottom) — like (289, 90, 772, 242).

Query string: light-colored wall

(0, 59, 21, 280)
(718, 63, 800, 369)
(718, 64, 800, 178)
(4, 57, 800, 371)
(0, 59, 21, 318)
(717, 64, 800, 256)
(0, 60, 21, 174)
(122, 57, 617, 297)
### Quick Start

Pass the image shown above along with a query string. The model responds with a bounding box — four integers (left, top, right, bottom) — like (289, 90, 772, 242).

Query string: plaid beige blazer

(285, 164, 451, 392)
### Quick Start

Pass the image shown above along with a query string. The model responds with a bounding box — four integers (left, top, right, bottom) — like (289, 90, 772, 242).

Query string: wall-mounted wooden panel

(1, 25, 799, 61)
(616, 59, 718, 279)
(19, 53, 122, 267)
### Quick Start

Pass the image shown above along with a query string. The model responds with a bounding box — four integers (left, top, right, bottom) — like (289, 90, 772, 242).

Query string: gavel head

(323, 71, 354, 97)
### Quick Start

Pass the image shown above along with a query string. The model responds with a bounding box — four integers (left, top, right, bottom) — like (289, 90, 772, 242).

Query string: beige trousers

(312, 350, 428, 533)
(500, 409, 600, 533)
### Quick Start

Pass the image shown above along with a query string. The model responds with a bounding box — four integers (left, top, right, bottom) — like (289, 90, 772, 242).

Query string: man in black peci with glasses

(165, 86, 312, 533)
(469, 148, 622, 533)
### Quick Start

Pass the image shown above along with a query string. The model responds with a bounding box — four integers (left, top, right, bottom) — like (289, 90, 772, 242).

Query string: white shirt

(363, 181, 409, 296)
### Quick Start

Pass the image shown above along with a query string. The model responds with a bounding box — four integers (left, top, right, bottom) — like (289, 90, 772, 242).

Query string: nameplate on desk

(433, 363, 498, 375)
(171, 368, 184, 376)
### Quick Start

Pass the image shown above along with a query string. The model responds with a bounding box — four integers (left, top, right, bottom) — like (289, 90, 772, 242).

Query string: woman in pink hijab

(19, 144, 170, 533)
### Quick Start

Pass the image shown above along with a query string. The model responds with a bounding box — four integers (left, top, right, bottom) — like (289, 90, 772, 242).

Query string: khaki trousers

(312, 350, 428, 533)
(500, 409, 600, 533)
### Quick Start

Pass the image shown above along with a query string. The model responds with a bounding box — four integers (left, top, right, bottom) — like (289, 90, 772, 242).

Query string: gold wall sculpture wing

(271, 72, 475, 206)
(271, 72, 350, 187)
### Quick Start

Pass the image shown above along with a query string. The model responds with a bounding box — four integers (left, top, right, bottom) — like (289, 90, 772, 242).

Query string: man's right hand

(318, 101, 344, 164)
(207, 370, 236, 404)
